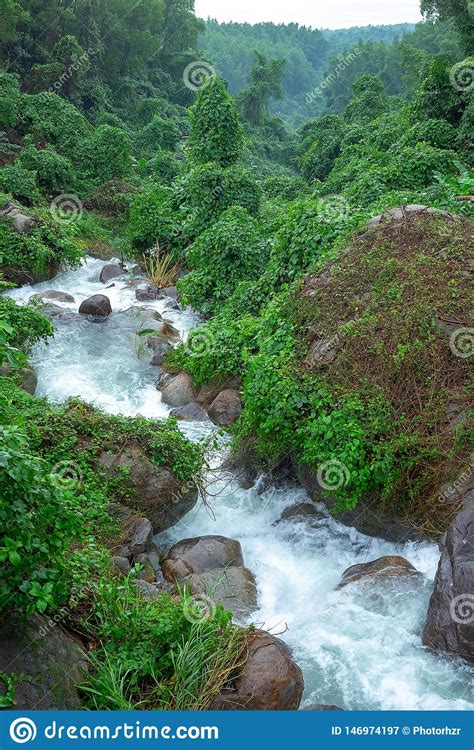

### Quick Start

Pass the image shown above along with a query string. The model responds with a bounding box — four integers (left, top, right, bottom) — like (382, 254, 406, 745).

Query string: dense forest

(0, 0, 473, 713)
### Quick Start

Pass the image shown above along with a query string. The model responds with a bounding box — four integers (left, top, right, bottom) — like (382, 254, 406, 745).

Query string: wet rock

(155, 371, 174, 390)
(161, 372, 195, 407)
(127, 517, 153, 555)
(162, 536, 244, 581)
(336, 556, 422, 589)
(208, 389, 242, 426)
(0, 202, 37, 233)
(170, 402, 208, 422)
(162, 286, 178, 300)
(100, 264, 125, 284)
(210, 632, 304, 710)
(99, 445, 198, 533)
(79, 294, 112, 317)
(131, 579, 161, 600)
(0, 612, 86, 709)
(422, 495, 474, 662)
(276, 502, 326, 525)
(29, 289, 75, 304)
(196, 377, 242, 406)
(0, 364, 37, 395)
(135, 284, 161, 301)
(113, 555, 131, 576)
(186, 566, 257, 619)
(148, 338, 171, 366)
(137, 318, 180, 344)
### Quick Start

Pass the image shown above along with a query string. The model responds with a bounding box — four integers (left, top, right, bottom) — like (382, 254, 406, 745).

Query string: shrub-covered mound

(237, 209, 473, 535)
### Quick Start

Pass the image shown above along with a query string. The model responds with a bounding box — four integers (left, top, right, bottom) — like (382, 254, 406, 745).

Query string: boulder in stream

(100, 264, 126, 284)
(336, 555, 422, 589)
(161, 372, 195, 407)
(98, 445, 198, 532)
(29, 289, 75, 304)
(422, 495, 474, 662)
(185, 566, 258, 619)
(208, 389, 242, 426)
(210, 631, 304, 710)
(79, 294, 112, 317)
(162, 535, 244, 580)
(169, 402, 208, 422)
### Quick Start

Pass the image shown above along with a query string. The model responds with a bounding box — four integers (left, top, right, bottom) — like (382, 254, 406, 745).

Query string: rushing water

(7, 257, 474, 710)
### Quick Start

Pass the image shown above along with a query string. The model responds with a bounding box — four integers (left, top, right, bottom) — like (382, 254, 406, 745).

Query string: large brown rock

(100, 264, 126, 283)
(422, 495, 474, 662)
(210, 632, 304, 710)
(336, 556, 421, 589)
(79, 294, 112, 317)
(208, 389, 242, 426)
(0, 613, 86, 709)
(162, 536, 244, 581)
(185, 566, 257, 619)
(161, 372, 195, 407)
(98, 445, 197, 532)
(170, 402, 208, 422)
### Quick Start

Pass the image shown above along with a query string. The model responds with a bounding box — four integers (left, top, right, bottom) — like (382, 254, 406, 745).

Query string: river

(7, 256, 473, 710)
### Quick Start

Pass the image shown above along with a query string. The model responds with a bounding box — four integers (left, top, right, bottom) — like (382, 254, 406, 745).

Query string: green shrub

(0, 297, 53, 360)
(0, 162, 41, 205)
(84, 125, 132, 184)
(179, 206, 270, 313)
(19, 142, 75, 194)
(128, 186, 181, 254)
(0, 425, 79, 615)
(0, 71, 21, 128)
(189, 77, 244, 166)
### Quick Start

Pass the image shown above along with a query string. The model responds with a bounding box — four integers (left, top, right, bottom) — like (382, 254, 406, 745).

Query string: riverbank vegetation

(0, 0, 473, 709)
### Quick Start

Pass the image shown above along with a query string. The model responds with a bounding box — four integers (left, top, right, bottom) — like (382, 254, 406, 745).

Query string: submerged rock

(79, 294, 112, 317)
(423, 496, 474, 662)
(29, 289, 75, 304)
(210, 631, 304, 710)
(336, 555, 422, 589)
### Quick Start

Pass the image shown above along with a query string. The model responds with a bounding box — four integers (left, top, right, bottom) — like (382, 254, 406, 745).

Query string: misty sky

(195, 0, 423, 29)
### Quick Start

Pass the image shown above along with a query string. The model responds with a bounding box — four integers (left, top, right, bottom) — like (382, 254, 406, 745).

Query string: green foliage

(84, 126, 132, 184)
(0, 162, 41, 205)
(0, 210, 82, 284)
(19, 142, 75, 194)
(180, 162, 261, 238)
(0, 71, 21, 127)
(238, 52, 286, 126)
(0, 425, 79, 615)
(179, 206, 270, 313)
(128, 186, 181, 254)
(0, 296, 53, 362)
(189, 77, 244, 166)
